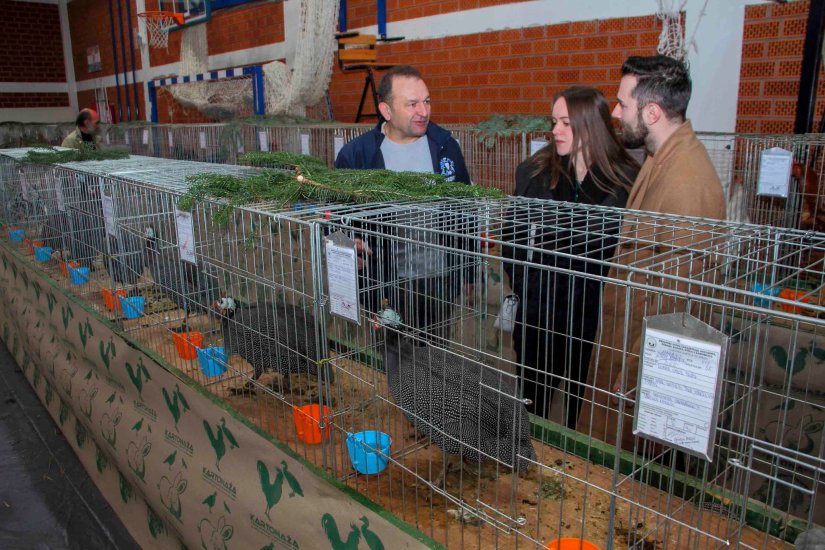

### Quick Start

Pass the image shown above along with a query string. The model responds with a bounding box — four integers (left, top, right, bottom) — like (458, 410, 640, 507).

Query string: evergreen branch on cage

(178, 152, 503, 223)
(21, 144, 131, 164)
(473, 114, 554, 148)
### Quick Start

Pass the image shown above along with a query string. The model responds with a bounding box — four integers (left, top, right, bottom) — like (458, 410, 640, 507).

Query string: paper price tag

(175, 208, 197, 264)
(142, 129, 149, 145)
(259, 131, 269, 152)
(54, 169, 66, 212)
(102, 193, 116, 237)
(300, 133, 310, 155)
(333, 136, 344, 160)
(167, 130, 174, 147)
(199, 131, 207, 149)
(530, 139, 548, 156)
(325, 231, 360, 324)
(757, 147, 792, 198)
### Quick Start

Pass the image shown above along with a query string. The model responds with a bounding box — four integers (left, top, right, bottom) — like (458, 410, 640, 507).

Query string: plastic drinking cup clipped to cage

(751, 283, 779, 308)
(346, 431, 391, 475)
(197, 346, 227, 377)
(24, 239, 43, 255)
(119, 295, 145, 319)
(292, 404, 331, 444)
(9, 228, 24, 242)
(545, 538, 601, 550)
(33, 246, 52, 263)
(61, 261, 79, 279)
(102, 288, 128, 311)
(69, 266, 90, 285)
(172, 331, 204, 360)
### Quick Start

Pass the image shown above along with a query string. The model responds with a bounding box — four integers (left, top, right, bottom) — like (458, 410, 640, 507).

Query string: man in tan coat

(577, 55, 726, 451)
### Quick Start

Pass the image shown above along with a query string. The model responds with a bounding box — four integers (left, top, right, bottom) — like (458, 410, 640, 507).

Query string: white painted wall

(8, 0, 777, 129)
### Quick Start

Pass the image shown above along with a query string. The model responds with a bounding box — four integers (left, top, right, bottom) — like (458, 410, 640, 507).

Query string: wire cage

(4, 141, 825, 548)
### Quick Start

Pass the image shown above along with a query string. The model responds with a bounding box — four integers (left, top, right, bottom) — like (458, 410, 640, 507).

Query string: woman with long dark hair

(503, 86, 639, 429)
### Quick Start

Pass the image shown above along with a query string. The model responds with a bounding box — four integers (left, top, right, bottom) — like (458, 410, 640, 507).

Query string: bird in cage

(212, 297, 332, 394)
(143, 226, 218, 316)
(374, 302, 535, 486)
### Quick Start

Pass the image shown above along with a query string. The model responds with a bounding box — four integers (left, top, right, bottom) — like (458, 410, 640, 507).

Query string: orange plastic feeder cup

(172, 331, 204, 360)
(24, 239, 43, 255)
(60, 261, 80, 278)
(778, 288, 811, 314)
(293, 404, 331, 444)
(102, 288, 128, 311)
(546, 539, 600, 550)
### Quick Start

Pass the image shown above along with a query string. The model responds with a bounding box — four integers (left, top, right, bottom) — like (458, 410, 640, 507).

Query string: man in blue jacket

(335, 65, 470, 184)
(334, 65, 474, 341)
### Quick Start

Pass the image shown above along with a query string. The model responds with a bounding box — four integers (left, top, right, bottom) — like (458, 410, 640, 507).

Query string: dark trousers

(395, 276, 458, 343)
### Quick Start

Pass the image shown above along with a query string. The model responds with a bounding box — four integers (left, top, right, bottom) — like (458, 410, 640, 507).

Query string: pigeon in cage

(103, 231, 145, 285)
(374, 303, 535, 485)
(143, 226, 217, 315)
(212, 297, 331, 391)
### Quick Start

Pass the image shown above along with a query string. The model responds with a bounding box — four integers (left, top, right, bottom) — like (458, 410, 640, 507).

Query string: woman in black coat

(503, 87, 639, 429)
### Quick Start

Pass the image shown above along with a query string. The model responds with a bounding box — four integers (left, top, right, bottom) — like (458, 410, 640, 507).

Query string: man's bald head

(76, 109, 100, 134)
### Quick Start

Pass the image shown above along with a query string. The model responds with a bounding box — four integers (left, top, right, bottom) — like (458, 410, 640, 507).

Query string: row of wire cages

(0, 123, 74, 148)
(3, 146, 825, 548)
(89, 122, 825, 233)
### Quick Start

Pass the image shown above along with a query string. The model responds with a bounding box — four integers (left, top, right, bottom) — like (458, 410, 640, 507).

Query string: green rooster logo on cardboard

(203, 417, 238, 471)
(162, 383, 190, 431)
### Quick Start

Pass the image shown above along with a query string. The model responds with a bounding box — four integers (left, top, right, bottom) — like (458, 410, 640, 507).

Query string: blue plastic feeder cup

(346, 431, 391, 475)
(9, 229, 24, 242)
(119, 295, 145, 319)
(752, 283, 779, 308)
(69, 266, 90, 285)
(197, 346, 227, 377)
(34, 246, 52, 262)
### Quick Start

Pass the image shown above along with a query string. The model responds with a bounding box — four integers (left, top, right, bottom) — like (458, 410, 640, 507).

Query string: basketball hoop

(138, 11, 185, 50)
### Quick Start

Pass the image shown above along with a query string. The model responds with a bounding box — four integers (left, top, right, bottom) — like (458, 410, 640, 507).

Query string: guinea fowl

(144, 226, 217, 315)
(375, 304, 535, 485)
(213, 297, 331, 391)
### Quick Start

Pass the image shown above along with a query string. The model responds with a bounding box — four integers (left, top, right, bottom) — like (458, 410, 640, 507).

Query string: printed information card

(325, 231, 360, 324)
(633, 314, 727, 460)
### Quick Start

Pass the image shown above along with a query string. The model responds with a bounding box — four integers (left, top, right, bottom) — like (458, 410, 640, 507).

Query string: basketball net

(139, 12, 177, 50)
(262, 0, 339, 115)
(167, 24, 253, 119)
(656, 0, 687, 60)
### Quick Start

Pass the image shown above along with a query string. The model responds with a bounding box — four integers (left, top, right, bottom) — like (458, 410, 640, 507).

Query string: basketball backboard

(159, 0, 210, 28)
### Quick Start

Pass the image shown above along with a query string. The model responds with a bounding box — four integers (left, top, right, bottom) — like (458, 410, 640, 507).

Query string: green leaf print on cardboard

(58, 399, 69, 426)
(61, 304, 74, 331)
(147, 504, 167, 539)
(202, 492, 217, 513)
(163, 450, 178, 470)
(321, 513, 362, 550)
(32, 365, 41, 389)
(78, 318, 94, 349)
(127, 435, 152, 483)
(19, 269, 28, 290)
(32, 279, 41, 302)
(162, 384, 191, 431)
(95, 443, 109, 474)
(46, 291, 56, 314)
(158, 471, 187, 522)
(119, 471, 134, 503)
(99, 338, 116, 370)
(198, 516, 233, 550)
(1, 253, 6, 271)
(100, 409, 122, 449)
(125, 357, 152, 398)
(79, 386, 98, 419)
(75, 417, 87, 449)
(203, 417, 239, 471)
(44, 380, 53, 406)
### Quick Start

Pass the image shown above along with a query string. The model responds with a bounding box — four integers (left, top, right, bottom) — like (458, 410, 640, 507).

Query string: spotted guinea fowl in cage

(213, 297, 330, 391)
(375, 304, 535, 483)
(143, 226, 217, 314)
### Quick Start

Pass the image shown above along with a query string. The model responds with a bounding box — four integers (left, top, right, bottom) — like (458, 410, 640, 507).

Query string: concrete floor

(0, 341, 138, 550)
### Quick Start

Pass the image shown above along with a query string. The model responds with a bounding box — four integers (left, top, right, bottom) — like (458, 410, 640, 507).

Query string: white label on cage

(101, 193, 116, 237)
(333, 136, 344, 160)
(530, 139, 548, 156)
(259, 131, 269, 152)
(54, 169, 66, 212)
(300, 133, 310, 155)
(142, 129, 149, 145)
(124, 133, 130, 145)
(633, 325, 724, 460)
(325, 233, 360, 324)
(199, 131, 207, 149)
(106, 133, 111, 145)
(756, 147, 792, 198)
(237, 138, 244, 153)
(175, 208, 197, 265)
(167, 130, 174, 147)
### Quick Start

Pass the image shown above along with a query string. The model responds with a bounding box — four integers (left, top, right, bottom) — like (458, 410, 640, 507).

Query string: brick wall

(0, 0, 68, 110)
(329, 15, 662, 124)
(344, 0, 522, 31)
(738, 0, 825, 133)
